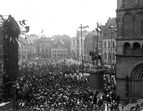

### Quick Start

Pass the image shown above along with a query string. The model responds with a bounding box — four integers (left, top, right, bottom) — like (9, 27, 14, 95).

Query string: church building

(116, 0, 143, 101)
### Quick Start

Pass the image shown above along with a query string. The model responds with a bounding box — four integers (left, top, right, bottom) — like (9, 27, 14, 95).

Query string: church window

(134, 13, 143, 36)
(123, 42, 131, 55)
(123, 13, 133, 37)
(132, 42, 141, 56)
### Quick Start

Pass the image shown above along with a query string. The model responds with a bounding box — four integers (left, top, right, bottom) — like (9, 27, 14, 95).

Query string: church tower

(116, 0, 143, 101)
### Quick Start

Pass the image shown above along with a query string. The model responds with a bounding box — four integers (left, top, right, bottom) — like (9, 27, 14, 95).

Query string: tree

(2, 15, 20, 97)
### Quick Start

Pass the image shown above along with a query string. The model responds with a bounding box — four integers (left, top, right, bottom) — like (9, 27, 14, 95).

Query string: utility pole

(78, 24, 89, 74)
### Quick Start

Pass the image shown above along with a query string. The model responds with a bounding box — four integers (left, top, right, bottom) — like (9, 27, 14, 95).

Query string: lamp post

(78, 24, 89, 74)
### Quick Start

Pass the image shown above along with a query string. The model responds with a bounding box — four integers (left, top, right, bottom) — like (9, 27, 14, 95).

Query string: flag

(19, 21, 23, 26)
(97, 22, 102, 29)
(22, 20, 26, 25)
(19, 20, 27, 26)
(25, 26, 29, 33)
(41, 29, 44, 33)
(96, 22, 102, 35)
(114, 28, 117, 32)
(19, 20, 30, 33)
(109, 25, 117, 32)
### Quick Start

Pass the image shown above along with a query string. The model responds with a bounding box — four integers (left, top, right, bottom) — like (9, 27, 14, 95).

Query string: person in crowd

(11, 60, 119, 111)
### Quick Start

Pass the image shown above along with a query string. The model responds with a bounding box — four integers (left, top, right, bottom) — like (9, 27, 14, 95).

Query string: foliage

(2, 15, 20, 97)
(3, 15, 20, 41)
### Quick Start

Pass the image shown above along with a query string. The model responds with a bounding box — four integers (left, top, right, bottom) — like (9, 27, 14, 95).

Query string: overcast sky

(0, 0, 117, 37)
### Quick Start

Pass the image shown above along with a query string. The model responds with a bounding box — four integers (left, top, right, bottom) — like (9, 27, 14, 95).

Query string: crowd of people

(6, 60, 120, 111)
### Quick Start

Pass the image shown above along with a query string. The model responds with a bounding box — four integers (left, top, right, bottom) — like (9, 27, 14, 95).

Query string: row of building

(18, 34, 69, 63)
(18, 17, 116, 66)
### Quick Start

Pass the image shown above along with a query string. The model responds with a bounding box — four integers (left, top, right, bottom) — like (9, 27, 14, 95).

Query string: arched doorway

(130, 64, 143, 100)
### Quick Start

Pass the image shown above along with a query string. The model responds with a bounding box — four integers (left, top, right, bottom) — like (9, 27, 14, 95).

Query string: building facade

(51, 39, 68, 59)
(35, 37, 53, 59)
(18, 36, 31, 63)
(84, 31, 103, 63)
(102, 38, 116, 66)
(71, 37, 78, 59)
(102, 18, 116, 67)
(27, 43, 36, 59)
(26, 34, 39, 44)
(116, 0, 143, 100)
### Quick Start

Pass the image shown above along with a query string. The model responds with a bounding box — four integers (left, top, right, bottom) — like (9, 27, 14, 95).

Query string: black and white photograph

(0, 0, 142, 111)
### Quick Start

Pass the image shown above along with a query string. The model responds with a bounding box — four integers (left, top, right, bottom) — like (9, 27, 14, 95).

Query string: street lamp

(78, 24, 89, 74)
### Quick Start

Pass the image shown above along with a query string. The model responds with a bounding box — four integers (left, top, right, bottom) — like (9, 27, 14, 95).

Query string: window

(123, 13, 133, 37)
(113, 42, 115, 48)
(108, 53, 112, 60)
(108, 42, 111, 48)
(104, 52, 107, 60)
(134, 13, 143, 36)
(124, 42, 131, 55)
(104, 42, 106, 48)
(132, 42, 141, 56)
(113, 54, 115, 60)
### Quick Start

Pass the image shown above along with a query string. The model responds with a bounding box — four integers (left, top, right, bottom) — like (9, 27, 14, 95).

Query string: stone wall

(116, 56, 143, 78)
(116, 0, 143, 100)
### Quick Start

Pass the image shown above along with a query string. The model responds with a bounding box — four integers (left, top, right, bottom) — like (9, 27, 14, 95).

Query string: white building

(35, 37, 53, 59)
(102, 38, 116, 65)
(51, 47, 68, 59)
(102, 18, 116, 67)
(26, 34, 39, 44)
(18, 36, 30, 63)
(18, 36, 37, 64)
(51, 39, 68, 59)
